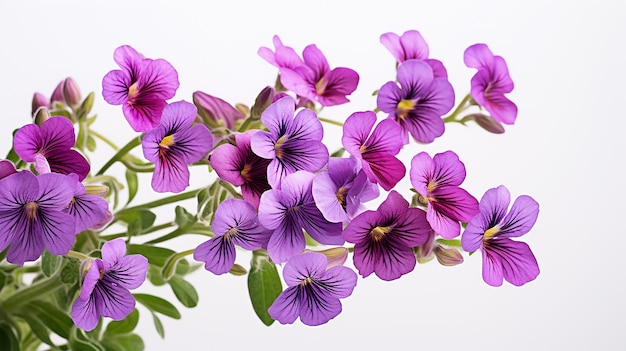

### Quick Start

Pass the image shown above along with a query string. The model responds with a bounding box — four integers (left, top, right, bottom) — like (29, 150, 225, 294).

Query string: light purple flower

(312, 157, 379, 223)
(342, 190, 430, 281)
(464, 43, 517, 125)
(194, 199, 271, 275)
(268, 252, 357, 326)
(380, 30, 448, 77)
(251, 96, 328, 189)
(13, 116, 90, 181)
(258, 35, 305, 70)
(210, 131, 271, 209)
(102, 45, 179, 132)
(142, 101, 213, 193)
(258, 171, 343, 263)
(410, 151, 479, 239)
(377, 59, 455, 144)
(341, 111, 405, 191)
(71, 238, 148, 331)
(64, 174, 110, 234)
(0, 171, 75, 266)
(461, 185, 539, 287)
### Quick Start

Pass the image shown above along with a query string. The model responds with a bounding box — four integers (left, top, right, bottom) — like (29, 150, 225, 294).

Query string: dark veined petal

(37, 208, 76, 255)
(266, 214, 306, 264)
(376, 81, 404, 114)
(317, 67, 359, 106)
(464, 43, 495, 70)
(210, 143, 246, 186)
(0, 160, 17, 180)
(79, 259, 104, 300)
(102, 69, 131, 105)
(431, 151, 468, 187)
(136, 58, 179, 100)
(360, 149, 406, 191)
(122, 95, 168, 132)
(301, 44, 330, 79)
(342, 111, 376, 157)
(193, 235, 236, 275)
(363, 118, 403, 156)
(498, 195, 539, 238)
(482, 237, 539, 287)
(101, 237, 127, 267)
(396, 60, 434, 98)
(353, 236, 417, 281)
(282, 252, 328, 286)
(268, 285, 301, 324)
(429, 186, 479, 223)
(298, 284, 342, 326)
(45, 149, 90, 181)
(426, 204, 461, 239)
(71, 293, 104, 331)
(97, 280, 136, 321)
(5, 218, 45, 266)
(318, 265, 358, 299)
(66, 193, 109, 234)
(13, 124, 42, 162)
(151, 150, 190, 193)
(101, 239, 148, 289)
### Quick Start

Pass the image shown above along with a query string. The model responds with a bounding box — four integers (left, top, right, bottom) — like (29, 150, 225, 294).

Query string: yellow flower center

(483, 225, 500, 240)
(396, 99, 417, 119)
(25, 202, 38, 219)
(240, 164, 252, 182)
(159, 134, 175, 148)
(274, 136, 287, 159)
(315, 77, 327, 95)
(369, 226, 390, 242)
(300, 276, 313, 286)
(128, 82, 139, 104)
(336, 187, 348, 210)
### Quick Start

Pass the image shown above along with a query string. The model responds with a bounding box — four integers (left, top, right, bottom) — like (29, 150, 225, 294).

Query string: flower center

(99, 268, 106, 280)
(274, 136, 287, 159)
(25, 202, 38, 219)
(369, 226, 390, 242)
(396, 99, 417, 119)
(336, 187, 348, 210)
(240, 164, 252, 182)
(315, 77, 327, 96)
(159, 134, 175, 148)
(128, 82, 139, 104)
(300, 276, 313, 286)
(483, 225, 500, 240)
(224, 227, 238, 240)
(426, 180, 438, 193)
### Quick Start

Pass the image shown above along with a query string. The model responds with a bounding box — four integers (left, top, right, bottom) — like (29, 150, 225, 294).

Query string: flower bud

(229, 263, 248, 276)
(90, 211, 113, 231)
(415, 230, 436, 263)
(193, 90, 245, 130)
(62, 77, 82, 107)
(304, 247, 349, 268)
(466, 113, 505, 134)
(50, 80, 65, 104)
(31, 92, 49, 116)
(33, 107, 52, 125)
(250, 86, 275, 119)
(434, 246, 464, 266)
(85, 184, 109, 197)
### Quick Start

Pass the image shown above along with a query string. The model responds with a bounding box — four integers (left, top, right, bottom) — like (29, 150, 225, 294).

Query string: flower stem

(115, 187, 201, 216)
(66, 250, 90, 260)
(96, 135, 142, 176)
(443, 93, 472, 124)
(318, 117, 344, 127)
(89, 129, 119, 150)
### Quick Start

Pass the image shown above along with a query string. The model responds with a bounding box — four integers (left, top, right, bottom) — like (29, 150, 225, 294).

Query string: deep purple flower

(250, 96, 328, 189)
(64, 174, 110, 234)
(0, 160, 17, 179)
(410, 151, 479, 239)
(142, 101, 213, 193)
(268, 252, 357, 326)
(380, 30, 448, 78)
(342, 190, 430, 281)
(194, 199, 271, 275)
(102, 45, 179, 132)
(258, 171, 343, 263)
(210, 131, 271, 209)
(13, 116, 90, 181)
(0, 171, 75, 266)
(341, 111, 405, 191)
(312, 157, 379, 223)
(71, 238, 148, 331)
(461, 185, 539, 287)
(464, 43, 517, 125)
(258, 35, 305, 70)
(377, 59, 455, 144)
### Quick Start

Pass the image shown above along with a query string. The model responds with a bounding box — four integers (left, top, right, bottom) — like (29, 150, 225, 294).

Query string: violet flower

(194, 199, 271, 275)
(268, 252, 357, 326)
(341, 111, 405, 191)
(71, 238, 148, 331)
(380, 30, 448, 77)
(464, 43, 517, 125)
(64, 174, 110, 234)
(377, 59, 455, 144)
(257, 35, 305, 70)
(102, 45, 179, 132)
(142, 101, 213, 193)
(461, 185, 539, 287)
(410, 151, 479, 239)
(342, 190, 430, 281)
(13, 116, 90, 181)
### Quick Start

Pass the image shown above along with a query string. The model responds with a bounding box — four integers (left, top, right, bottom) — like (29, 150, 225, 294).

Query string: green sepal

(152, 313, 165, 339)
(247, 250, 282, 326)
(174, 206, 195, 228)
(68, 328, 105, 351)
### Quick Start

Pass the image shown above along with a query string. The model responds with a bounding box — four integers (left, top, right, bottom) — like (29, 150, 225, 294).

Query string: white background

(0, 1, 624, 350)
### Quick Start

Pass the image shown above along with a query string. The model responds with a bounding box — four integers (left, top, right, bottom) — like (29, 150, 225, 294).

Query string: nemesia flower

(0, 160, 17, 179)
(464, 43, 517, 125)
(341, 111, 405, 191)
(210, 131, 271, 209)
(13, 116, 90, 181)
(380, 30, 448, 77)
(193, 90, 245, 130)
(71, 238, 148, 331)
(63, 174, 110, 234)
(0, 171, 75, 266)
(342, 190, 430, 281)
(258, 171, 343, 263)
(250, 96, 328, 189)
(461, 185, 539, 287)
(410, 151, 479, 239)
(257, 35, 304, 70)
(194, 199, 271, 275)
(268, 252, 357, 326)
(377, 59, 455, 144)
(102, 45, 179, 132)
(142, 101, 213, 193)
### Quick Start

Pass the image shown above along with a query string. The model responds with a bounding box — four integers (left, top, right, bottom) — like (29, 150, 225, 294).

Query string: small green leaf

(133, 293, 181, 319)
(0, 322, 19, 351)
(168, 276, 198, 308)
(152, 313, 165, 339)
(100, 333, 144, 351)
(330, 147, 345, 158)
(61, 257, 80, 285)
(147, 265, 167, 286)
(174, 206, 194, 228)
(104, 309, 139, 335)
(86, 135, 97, 152)
(125, 170, 139, 205)
(0, 271, 6, 291)
(248, 250, 282, 326)
(42, 250, 62, 277)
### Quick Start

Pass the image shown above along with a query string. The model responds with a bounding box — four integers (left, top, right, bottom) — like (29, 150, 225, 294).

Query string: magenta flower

(142, 101, 213, 193)
(258, 171, 343, 263)
(194, 199, 271, 275)
(0, 160, 17, 179)
(250, 96, 328, 189)
(13, 116, 90, 181)
(210, 131, 271, 209)
(258, 35, 305, 70)
(342, 111, 405, 191)
(0, 171, 75, 266)
(461, 185, 539, 287)
(377, 59, 455, 144)
(102, 45, 179, 132)
(64, 174, 110, 234)
(268, 252, 357, 326)
(380, 30, 448, 77)
(343, 191, 430, 281)
(464, 43, 517, 125)
(410, 151, 479, 239)
(71, 238, 148, 331)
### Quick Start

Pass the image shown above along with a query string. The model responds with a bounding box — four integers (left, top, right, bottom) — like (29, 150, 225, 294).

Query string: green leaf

(86, 135, 97, 152)
(100, 333, 144, 351)
(116, 209, 156, 229)
(61, 257, 80, 285)
(152, 313, 165, 339)
(104, 309, 139, 335)
(0, 271, 6, 291)
(174, 206, 195, 228)
(15, 312, 55, 347)
(42, 250, 62, 277)
(168, 276, 198, 308)
(125, 170, 139, 205)
(330, 147, 345, 157)
(229, 263, 247, 276)
(0, 322, 19, 351)
(25, 300, 73, 339)
(133, 293, 181, 319)
(147, 265, 167, 286)
(248, 250, 282, 326)
(69, 328, 105, 351)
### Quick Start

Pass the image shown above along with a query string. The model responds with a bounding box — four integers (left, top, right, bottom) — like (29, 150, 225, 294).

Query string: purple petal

(312, 171, 349, 223)
(0, 160, 17, 180)
(398, 30, 429, 61)
(425, 59, 448, 78)
(102, 69, 131, 105)
(429, 186, 479, 223)
(396, 60, 434, 98)
(498, 195, 539, 238)
(267, 217, 305, 263)
(113, 45, 144, 73)
(67, 193, 109, 234)
(268, 285, 300, 324)
(210, 143, 246, 186)
(151, 152, 190, 193)
(257, 189, 284, 230)
(432, 151, 468, 187)
(363, 118, 403, 156)
(101, 238, 127, 267)
(319, 265, 358, 299)
(5, 225, 44, 266)
(482, 238, 539, 287)
(409, 152, 435, 196)
(97, 281, 136, 320)
(316, 67, 359, 106)
(122, 97, 167, 132)
(79, 259, 104, 300)
(108, 254, 148, 290)
(37, 209, 77, 255)
(302, 44, 330, 78)
(13, 124, 43, 162)
(193, 91, 244, 129)
(46, 149, 90, 181)
(159, 100, 196, 131)
(353, 238, 417, 281)
(376, 81, 404, 115)
(464, 43, 495, 69)
(71, 294, 103, 331)
(426, 205, 461, 239)
(379, 32, 403, 62)
(282, 252, 328, 286)
(136, 58, 179, 100)
(298, 287, 342, 326)
(360, 150, 406, 191)
(342, 111, 376, 157)
(193, 236, 236, 275)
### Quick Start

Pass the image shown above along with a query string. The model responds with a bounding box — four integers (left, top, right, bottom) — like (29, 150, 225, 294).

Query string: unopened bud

(85, 184, 109, 197)
(33, 107, 52, 125)
(78, 91, 95, 117)
(31, 92, 49, 116)
(434, 246, 464, 266)
(229, 263, 248, 276)
(193, 90, 244, 129)
(415, 230, 436, 263)
(50, 80, 64, 104)
(305, 247, 349, 268)
(466, 113, 505, 134)
(62, 77, 82, 107)
(250, 86, 276, 119)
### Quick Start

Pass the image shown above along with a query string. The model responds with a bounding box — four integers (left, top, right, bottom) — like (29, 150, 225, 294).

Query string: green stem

(120, 159, 155, 173)
(100, 222, 175, 240)
(145, 225, 213, 245)
(443, 93, 472, 124)
(89, 129, 119, 150)
(66, 250, 90, 260)
(318, 116, 344, 127)
(0, 271, 64, 312)
(115, 187, 201, 216)
(96, 136, 142, 176)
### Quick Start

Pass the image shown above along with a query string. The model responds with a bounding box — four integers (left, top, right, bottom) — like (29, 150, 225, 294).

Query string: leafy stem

(95, 135, 142, 176)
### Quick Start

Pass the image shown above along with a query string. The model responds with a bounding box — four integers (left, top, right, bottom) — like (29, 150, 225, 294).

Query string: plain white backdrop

(1, 1, 624, 350)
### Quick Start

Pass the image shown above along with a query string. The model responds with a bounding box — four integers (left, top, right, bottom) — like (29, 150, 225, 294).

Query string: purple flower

(13, 116, 90, 181)
(194, 199, 271, 275)
(71, 238, 148, 331)
(268, 252, 357, 326)
(342, 190, 430, 281)
(0, 171, 75, 266)
(250, 96, 328, 189)
(258, 171, 343, 263)
(464, 43, 517, 125)
(0, 160, 17, 180)
(210, 131, 271, 209)
(64, 174, 110, 234)
(142, 101, 213, 193)
(341, 111, 405, 191)
(461, 185, 539, 287)
(380, 30, 448, 77)
(258, 35, 305, 70)
(377, 59, 455, 144)
(102, 45, 179, 132)
(410, 151, 479, 239)
(312, 157, 379, 223)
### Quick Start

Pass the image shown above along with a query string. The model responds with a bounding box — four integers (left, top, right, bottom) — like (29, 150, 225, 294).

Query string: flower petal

(193, 236, 236, 275)
(482, 238, 539, 287)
